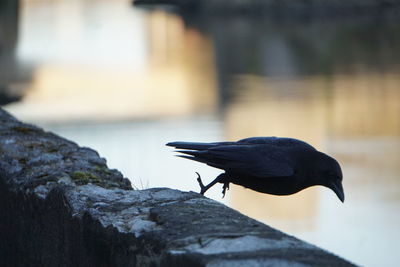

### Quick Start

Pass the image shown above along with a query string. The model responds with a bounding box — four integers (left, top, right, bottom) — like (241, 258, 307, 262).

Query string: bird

(166, 137, 344, 202)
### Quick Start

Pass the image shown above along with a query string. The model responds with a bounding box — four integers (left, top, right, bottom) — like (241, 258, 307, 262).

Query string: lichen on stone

(70, 171, 101, 185)
(11, 125, 39, 134)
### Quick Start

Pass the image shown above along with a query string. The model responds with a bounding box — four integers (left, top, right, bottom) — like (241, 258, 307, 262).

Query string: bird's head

(313, 152, 344, 202)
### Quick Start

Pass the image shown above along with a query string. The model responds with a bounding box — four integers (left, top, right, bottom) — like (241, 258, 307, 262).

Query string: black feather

(167, 136, 344, 202)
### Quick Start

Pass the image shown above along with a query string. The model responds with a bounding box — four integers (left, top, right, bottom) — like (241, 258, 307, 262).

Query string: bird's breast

(227, 174, 308, 196)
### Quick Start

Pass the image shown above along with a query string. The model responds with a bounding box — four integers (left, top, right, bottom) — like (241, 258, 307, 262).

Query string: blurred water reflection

(1, 0, 400, 266)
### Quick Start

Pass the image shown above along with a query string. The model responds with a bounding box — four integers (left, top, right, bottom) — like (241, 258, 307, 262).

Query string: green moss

(94, 165, 112, 174)
(70, 171, 102, 185)
(12, 126, 37, 133)
(70, 170, 125, 189)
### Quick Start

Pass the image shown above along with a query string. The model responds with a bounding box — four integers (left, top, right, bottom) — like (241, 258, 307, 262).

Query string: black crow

(166, 137, 344, 202)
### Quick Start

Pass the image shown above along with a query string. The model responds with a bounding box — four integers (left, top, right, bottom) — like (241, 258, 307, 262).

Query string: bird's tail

(166, 141, 234, 151)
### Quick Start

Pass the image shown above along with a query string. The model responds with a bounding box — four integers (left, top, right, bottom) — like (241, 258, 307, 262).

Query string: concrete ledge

(0, 108, 356, 266)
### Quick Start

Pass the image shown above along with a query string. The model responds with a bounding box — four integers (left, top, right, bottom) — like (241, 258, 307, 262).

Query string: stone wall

(0, 108, 356, 266)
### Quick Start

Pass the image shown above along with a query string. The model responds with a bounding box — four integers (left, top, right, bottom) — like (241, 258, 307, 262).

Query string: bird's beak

(329, 180, 345, 203)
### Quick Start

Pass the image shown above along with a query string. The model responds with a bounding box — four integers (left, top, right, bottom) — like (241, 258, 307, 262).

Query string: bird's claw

(196, 172, 206, 195)
(222, 182, 230, 198)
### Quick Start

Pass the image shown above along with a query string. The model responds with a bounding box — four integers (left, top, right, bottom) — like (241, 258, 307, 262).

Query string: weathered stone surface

(0, 107, 357, 266)
(0, 108, 131, 192)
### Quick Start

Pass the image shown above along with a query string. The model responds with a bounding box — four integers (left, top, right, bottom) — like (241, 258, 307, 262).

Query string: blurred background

(1, 0, 399, 266)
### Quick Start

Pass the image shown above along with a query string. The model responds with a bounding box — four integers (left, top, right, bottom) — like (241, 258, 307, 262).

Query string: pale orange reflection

(330, 72, 400, 136)
(146, 11, 217, 114)
(7, 2, 217, 122)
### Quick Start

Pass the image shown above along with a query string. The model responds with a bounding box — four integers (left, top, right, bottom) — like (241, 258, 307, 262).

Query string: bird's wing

(177, 144, 294, 178)
(239, 137, 316, 151)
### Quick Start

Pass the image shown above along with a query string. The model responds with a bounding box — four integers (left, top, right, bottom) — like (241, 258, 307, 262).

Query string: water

(1, 0, 400, 266)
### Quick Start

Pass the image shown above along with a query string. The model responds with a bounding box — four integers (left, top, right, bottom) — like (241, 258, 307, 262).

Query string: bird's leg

(195, 172, 224, 195)
(195, 172, 205, 188)
(222, 182, 230, 198)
